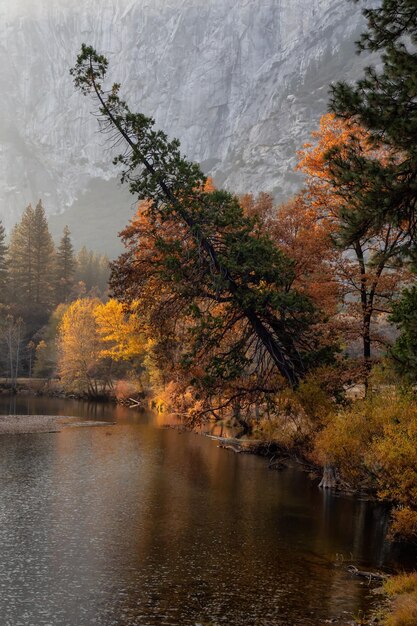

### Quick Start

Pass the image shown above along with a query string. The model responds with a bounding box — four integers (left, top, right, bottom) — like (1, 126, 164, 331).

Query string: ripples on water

(0, 395, 411, 625)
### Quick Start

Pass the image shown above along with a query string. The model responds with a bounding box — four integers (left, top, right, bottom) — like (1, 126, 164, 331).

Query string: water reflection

(0, 395, 412, 625)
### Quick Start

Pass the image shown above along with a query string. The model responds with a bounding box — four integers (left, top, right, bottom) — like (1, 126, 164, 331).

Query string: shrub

(313, 388, 417, 528)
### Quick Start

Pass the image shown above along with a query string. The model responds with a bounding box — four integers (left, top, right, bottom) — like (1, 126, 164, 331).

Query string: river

(0, 395, 412, 626)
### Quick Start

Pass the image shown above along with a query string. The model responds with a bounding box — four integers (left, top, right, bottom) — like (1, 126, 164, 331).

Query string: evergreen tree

(9, 200, 55, 325)
(97, 254, 110, 294)
(390, 286, 417, 384)
(0, 220, 8, 304)
(55, 225, 75, 303)
(33, 303, 69, 377)
(328, 0, 417, 245)
(32, 200, 55, 306)
(9, 204, 36, 307)
(75, 246, 95, 291)
(74, 246, 110, 296)
(329, 1, 417, 375)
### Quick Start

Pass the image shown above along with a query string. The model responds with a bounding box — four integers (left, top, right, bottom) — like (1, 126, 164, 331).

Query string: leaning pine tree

(70, 46, 332, 419)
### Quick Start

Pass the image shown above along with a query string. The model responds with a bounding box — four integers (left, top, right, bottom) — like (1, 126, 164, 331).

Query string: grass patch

(383, 573, 417, 626)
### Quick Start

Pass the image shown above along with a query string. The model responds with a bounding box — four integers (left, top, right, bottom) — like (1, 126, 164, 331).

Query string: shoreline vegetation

(0, 376, 145, 405)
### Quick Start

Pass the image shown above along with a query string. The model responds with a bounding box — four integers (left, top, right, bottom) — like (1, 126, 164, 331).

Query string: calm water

(0, 395, 413, 626)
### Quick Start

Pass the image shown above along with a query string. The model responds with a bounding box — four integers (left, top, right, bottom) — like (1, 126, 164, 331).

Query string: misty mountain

(1, 0, 372, 256)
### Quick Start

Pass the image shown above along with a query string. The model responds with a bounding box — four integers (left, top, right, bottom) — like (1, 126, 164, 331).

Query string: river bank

(0, 377, 145, 406)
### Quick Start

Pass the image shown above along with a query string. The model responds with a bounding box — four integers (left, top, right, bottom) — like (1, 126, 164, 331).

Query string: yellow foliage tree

(58, 298, 144, 396)
(58, 298, 102, 395)
(94, 299, 143, 361)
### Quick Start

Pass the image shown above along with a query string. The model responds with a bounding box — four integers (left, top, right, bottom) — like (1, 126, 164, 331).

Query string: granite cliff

(0, 0, 371, 254)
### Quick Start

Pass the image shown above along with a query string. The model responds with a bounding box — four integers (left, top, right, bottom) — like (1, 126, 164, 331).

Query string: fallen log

(218, 443, 242, 454)
(203, 434, 262, 446)
(347, 565, 388, 582)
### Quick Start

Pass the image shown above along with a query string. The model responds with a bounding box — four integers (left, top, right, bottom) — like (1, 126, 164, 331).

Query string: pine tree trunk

(363, 312, 372, 396)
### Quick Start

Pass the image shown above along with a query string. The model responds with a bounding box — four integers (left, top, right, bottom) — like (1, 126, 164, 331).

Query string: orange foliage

(240, 192, 274, 224)
(203, 176, 216, 193)
(271, 192, 341, 317)
(239, 115, 410, 371)
(297, 113, 410, 362)
(239, 191, 341, 340)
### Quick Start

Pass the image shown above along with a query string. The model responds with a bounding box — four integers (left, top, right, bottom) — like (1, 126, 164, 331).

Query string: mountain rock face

(0, 0, 370, 254)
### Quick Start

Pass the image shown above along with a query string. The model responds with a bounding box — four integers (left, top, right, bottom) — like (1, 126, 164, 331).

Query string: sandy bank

(0, 415, 114, 435)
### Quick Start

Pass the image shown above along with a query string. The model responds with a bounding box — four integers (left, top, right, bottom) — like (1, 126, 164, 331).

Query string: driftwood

(218, 443, 242, 453)
(116, 396, 144, 408)
(204, 434, 263, 454)
(347, 565, 388, 582)
(204, 434, 261, 445)
(128, 397, 141, 408)
(268, 457, 287, 470)
(204, 434, 294, 470)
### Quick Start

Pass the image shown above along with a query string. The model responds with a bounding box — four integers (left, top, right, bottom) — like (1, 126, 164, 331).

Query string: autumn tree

(326, 1, 417, 386)
(57, 298, 143, 396)
(314, 385, 417, 539)
(94, 299, 144, 362)
(71, 45, 329, 416)
(241, 191, 342, 319)
(298, 114, 410, 377)
(239, 192, 274, 224)
(58, 298, 103, 396)
(33, 340, 50, 378)
(111, 193, 340, 428)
